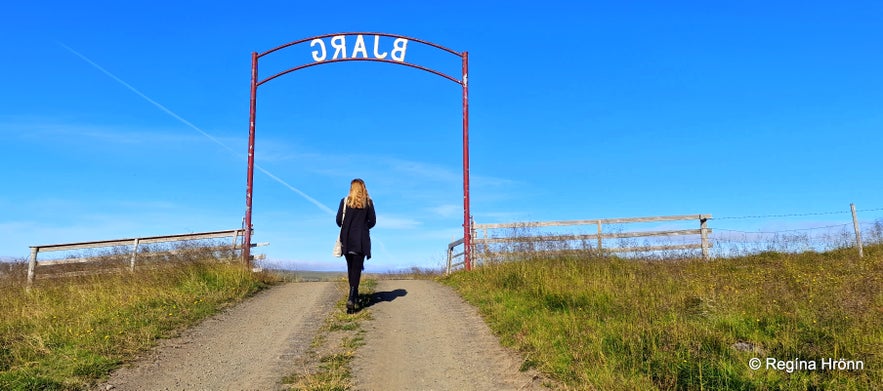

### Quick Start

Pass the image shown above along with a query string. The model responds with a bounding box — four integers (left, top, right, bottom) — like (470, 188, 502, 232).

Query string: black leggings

(344, 253, 365, 290)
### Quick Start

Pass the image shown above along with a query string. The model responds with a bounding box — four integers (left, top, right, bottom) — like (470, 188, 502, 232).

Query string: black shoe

(347, 286, 359, 313)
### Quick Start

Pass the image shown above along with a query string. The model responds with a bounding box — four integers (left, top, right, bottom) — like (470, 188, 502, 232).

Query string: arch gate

(242, 33, 473, 270)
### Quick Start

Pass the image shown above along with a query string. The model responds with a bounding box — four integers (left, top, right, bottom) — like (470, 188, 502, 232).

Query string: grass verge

(442, 245, 882, 390)
(0, 261, 278, 390)
(283, 279, 376, 390)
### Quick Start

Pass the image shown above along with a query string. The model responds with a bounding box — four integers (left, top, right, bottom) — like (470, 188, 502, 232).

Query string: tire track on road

(98, 282, 339, 391)
(351, 280, 547, 390)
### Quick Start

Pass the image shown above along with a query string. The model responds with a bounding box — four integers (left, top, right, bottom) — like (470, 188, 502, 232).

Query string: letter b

(391, 38, 408, 62)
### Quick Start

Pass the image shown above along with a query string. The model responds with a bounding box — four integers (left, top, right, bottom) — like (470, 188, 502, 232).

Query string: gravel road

(97, 282, 339, 390)
(98, 280, 548, 390)
(352, 280, 546, 390)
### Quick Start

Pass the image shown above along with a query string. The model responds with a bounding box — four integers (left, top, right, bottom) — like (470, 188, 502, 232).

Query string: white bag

(333, 238, 343, 257)
(333, 197, 347, 257)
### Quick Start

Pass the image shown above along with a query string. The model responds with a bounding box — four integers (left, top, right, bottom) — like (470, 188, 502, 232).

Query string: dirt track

(352, 280, 545, 390)
(98, 280, 546, 390)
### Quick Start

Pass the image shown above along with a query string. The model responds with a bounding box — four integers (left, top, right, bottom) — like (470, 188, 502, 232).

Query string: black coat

(336, 198, 376, 259)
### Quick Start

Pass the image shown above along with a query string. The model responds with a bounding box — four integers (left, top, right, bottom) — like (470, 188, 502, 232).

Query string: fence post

(470, 217, 477, 267)
(481, 227, 490, 264)
(27, 247, 39, 289)
(850, 203, 864, 258)
(596, 221, 603, 251)
(129, 238, 140, 272)
(446, 240, 453, 275)
(231, 230, 241, 260)
(699, 215, 710, 260)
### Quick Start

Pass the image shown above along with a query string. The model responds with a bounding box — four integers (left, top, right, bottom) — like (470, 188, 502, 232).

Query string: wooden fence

(27, 229, 266, 286)
(448, 214, 712, 274)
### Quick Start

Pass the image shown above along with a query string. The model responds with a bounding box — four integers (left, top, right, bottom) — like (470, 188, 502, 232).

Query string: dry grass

(0, 250, 277, 390)
(282, 279, 376, 390)
(443, 244, 882, 390)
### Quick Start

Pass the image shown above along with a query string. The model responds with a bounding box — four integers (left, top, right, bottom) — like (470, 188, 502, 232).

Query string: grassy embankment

(443, 245, 882, 390)
(0, 256, 278, 390)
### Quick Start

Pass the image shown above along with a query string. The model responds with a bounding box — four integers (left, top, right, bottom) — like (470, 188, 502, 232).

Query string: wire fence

(24, 229, 250, 287)
(448, 204, 883, 271)
(707, 206, 883, 257)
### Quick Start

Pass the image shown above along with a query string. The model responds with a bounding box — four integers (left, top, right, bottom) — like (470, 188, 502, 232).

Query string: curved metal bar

(257, 57, 463, 87)
(259, 32, 462, 58)
(245, 33, 471, 270)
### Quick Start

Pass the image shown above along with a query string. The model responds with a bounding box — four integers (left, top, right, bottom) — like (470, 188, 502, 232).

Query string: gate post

(461, 51, 472, 271)
(243, 51, 258, 266)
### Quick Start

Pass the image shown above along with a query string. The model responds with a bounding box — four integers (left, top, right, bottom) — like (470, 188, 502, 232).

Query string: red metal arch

(259, 58, 462, 87)
(242, 32, 473, 270)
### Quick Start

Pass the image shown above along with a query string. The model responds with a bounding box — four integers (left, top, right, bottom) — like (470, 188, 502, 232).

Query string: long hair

(346, 178, 371, 209)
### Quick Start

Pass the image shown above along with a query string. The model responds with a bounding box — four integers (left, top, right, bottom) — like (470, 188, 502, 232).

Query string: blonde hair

(346, 178, 371, 209)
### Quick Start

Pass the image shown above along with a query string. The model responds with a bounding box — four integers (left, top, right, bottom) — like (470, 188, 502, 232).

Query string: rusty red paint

(244, 51, 258, 266)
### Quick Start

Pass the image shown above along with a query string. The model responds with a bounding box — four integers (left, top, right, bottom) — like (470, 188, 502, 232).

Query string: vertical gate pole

(850, 203, 864, 258)
(462, 51, 472, 271)
(244, 51, 258, 267)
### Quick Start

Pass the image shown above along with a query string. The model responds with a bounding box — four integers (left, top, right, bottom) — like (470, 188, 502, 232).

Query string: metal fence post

(850, 203, 864, 258)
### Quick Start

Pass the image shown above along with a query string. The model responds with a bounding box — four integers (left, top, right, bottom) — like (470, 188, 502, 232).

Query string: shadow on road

(361, 289, 407, 309)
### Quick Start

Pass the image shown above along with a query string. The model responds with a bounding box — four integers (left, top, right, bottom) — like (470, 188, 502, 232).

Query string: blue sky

(2, 1, 881, 272)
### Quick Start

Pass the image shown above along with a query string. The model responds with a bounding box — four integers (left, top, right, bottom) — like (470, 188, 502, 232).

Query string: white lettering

(352, 35, 368, 58)
(309, 35, 410, 63)
(330, 35, 347, 59)
(765, 358, 817, 373)
(391, 38, 408, 62)
(310, 39, 326, 62)
(373, 35, 388, 59)
(821, 358, 864, 370)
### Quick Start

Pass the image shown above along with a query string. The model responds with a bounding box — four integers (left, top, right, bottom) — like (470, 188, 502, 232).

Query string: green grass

(0, 260, 277, 390)
(283, 279, 376, 391)
(442, 245, 882, 390)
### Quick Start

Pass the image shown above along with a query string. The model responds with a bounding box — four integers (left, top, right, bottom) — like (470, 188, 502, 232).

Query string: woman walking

(336, 178, 376, 312)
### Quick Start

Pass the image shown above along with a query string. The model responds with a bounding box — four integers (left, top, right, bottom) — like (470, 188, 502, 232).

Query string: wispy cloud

(375, 214, 422, 230)
(384, 157, 461, 184)
(59, 42, 336, 216)
(2, 119, 210, 146)
(429, 204, 461, 218)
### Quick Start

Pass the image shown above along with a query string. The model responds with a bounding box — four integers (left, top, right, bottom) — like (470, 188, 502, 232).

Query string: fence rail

(447, 214, 712, 274)
(27, 229, 257, 286)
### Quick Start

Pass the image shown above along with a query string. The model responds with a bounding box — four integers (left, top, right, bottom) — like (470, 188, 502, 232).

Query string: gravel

(97, 279, 551, 390)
